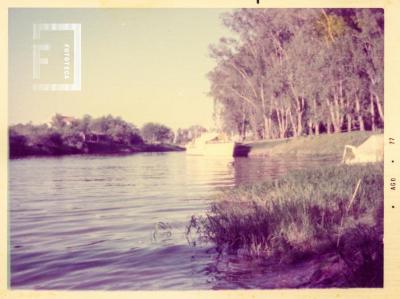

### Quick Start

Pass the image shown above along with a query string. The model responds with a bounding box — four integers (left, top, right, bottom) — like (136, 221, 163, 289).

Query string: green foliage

(9, 115, 187, 158)
(9, 114, 149, 157)
(141, 122, 174, 144)
(209, 9, 384, 140)
(314, 11, 346, 43)
(188, 163, 383, 286)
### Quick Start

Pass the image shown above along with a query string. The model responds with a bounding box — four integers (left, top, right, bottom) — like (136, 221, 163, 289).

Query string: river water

(10, 152, 339, 290)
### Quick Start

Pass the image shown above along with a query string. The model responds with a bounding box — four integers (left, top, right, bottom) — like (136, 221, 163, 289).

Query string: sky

(8, 8, 233, 130)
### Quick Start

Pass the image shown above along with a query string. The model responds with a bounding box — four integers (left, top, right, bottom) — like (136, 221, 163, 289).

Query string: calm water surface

(10, 152, 338, 289)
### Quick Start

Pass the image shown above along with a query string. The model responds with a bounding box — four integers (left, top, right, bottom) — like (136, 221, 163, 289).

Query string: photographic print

(8, 6, 385, 291)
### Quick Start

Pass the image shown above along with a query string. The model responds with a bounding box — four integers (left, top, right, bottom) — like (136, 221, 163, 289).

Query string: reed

(188, 163, 383, 286)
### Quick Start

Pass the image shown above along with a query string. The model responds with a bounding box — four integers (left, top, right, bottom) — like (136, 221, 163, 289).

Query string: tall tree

(208, 8, 384, 139)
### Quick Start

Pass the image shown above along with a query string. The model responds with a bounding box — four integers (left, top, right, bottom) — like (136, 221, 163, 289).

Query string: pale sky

(8, 8, 233, 130)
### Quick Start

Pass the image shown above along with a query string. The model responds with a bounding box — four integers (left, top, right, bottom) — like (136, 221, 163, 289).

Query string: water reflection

(232, 155, 339, 186)
(10, 152, 339, 289)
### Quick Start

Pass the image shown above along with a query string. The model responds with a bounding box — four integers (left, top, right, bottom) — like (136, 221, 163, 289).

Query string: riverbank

(9, 142, 185, 159)
(189, 163, 383, 287)
(245, 131, 381, 157)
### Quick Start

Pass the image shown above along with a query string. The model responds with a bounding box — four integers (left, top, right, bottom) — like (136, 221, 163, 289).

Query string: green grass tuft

(188, 163, 383, 286)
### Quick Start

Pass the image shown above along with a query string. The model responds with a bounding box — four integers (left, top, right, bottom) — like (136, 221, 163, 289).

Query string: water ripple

(10, 152, 338, 289)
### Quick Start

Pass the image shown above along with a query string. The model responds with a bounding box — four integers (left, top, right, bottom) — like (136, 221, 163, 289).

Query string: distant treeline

(9, 114, 189, 158)
(209, 9, 384, 140)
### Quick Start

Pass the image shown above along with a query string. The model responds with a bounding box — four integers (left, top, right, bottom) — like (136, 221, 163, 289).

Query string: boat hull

(186, 142, 235, 157)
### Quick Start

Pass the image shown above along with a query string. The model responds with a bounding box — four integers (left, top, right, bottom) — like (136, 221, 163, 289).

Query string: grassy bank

(247, 131, 381, 157)
(189, 163, 383, 287)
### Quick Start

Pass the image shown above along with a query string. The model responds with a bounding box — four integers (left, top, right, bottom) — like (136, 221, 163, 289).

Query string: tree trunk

(370, 93, 376, 131)
(327, 121, 332, 134)
(241, 110, 246, 141)
(312, 98, 319, 136)
(326, 96, 341, 133)
(374, 93, 384, 124)
(315, 121, 320, 135)
(288, 110, 298, 137)
(332, 121, 339, 133)
(296, 97, 305, 136)
(297, 112, 303, 136)
(276, 109, 282, 138)
(347, 114, 352, 132)
(267, 117, 273, 140)
(259, 83, 269, 140)
(254, 127, 261, 140)
(355, 96, 365, 131)
(264, 115, 270, 140)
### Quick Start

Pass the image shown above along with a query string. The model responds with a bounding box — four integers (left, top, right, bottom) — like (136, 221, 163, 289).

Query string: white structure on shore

(342, 134, 383, 164)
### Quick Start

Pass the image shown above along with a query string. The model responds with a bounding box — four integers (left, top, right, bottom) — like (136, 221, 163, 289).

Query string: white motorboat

(185, 132, 235, 157)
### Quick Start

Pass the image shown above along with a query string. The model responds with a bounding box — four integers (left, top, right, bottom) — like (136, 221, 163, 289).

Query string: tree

(87, 115, 143, 145)
(141, 123, 174, 144)
(175, 125, 207, 144)
(9, 114, 146, 157)
(208, 8, 384, 140)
